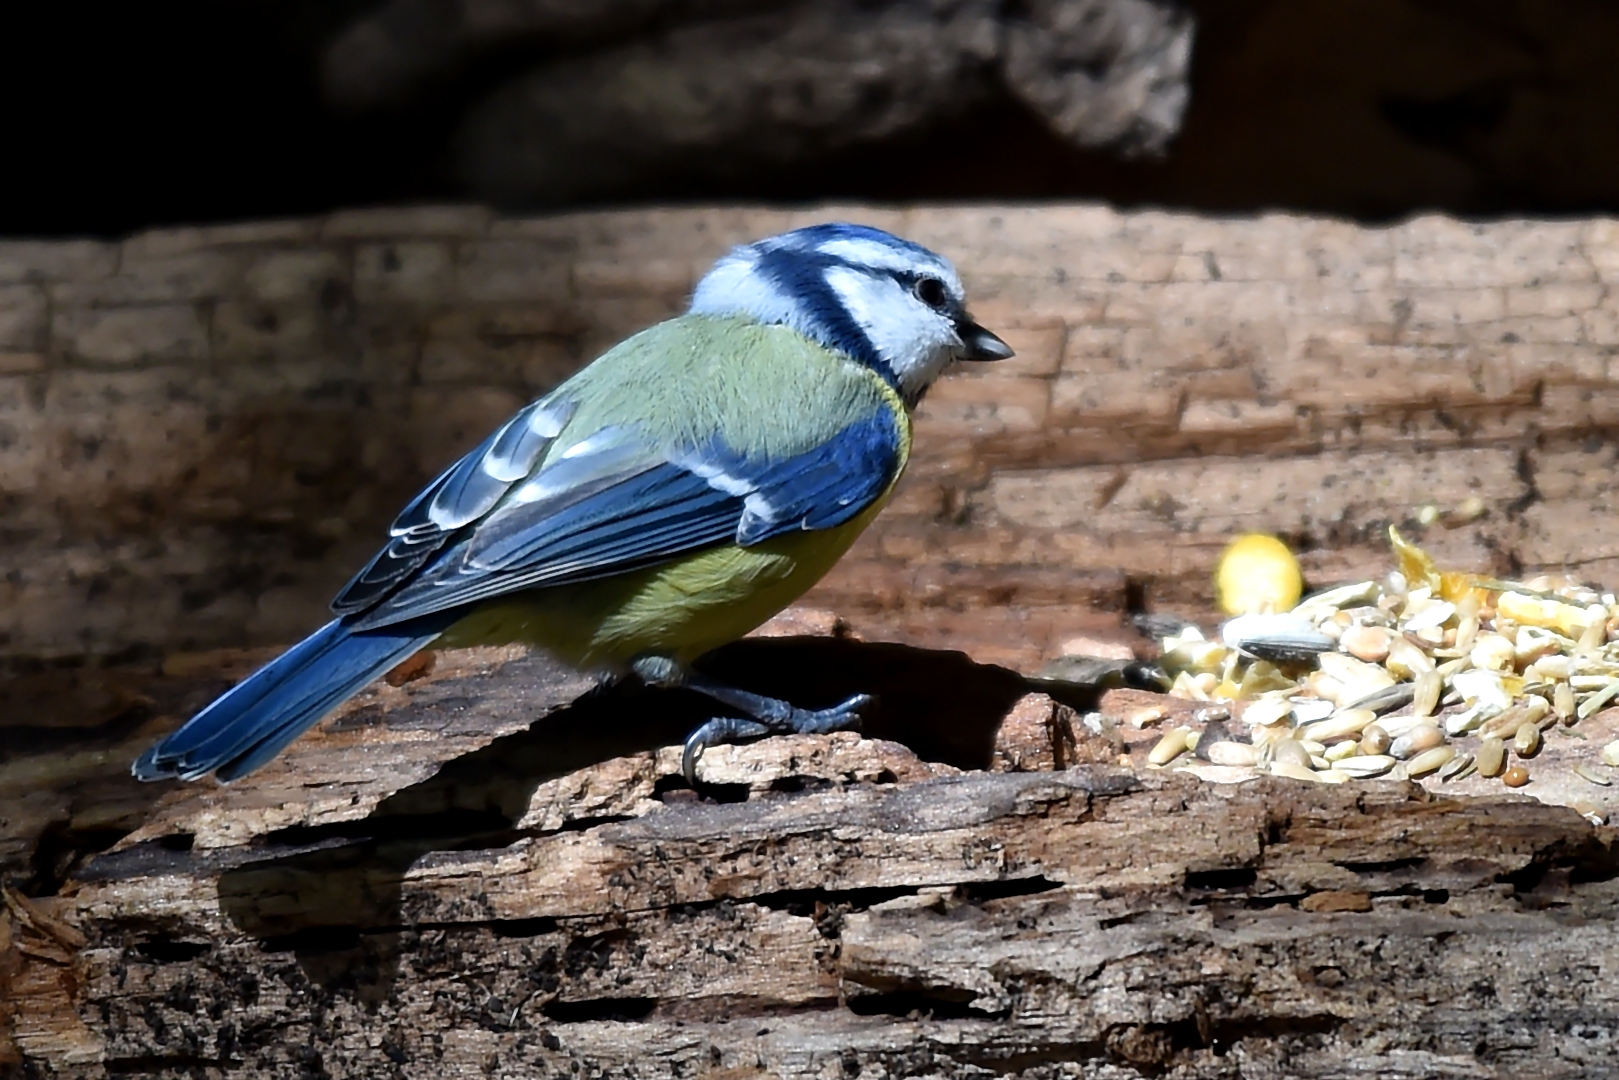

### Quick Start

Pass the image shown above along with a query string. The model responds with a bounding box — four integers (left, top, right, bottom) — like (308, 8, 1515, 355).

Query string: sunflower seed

(1291, 699, 1336, 724)
(1205, 741, 1262, 768)
(1439, 754, 1476, 782)
(1402, 600, 1456, 633)
(1344, 682, 1417, 715)
(1572, 763, 1612, 788)
(1271, 738, 1313, 768)
(1222, 613, 1336, 662)
(1578, 680, 1619, 720)
(1334, 754, 1396, 779)
(1411, 670, 1443, 717)
(1269, 760, 1326, 783)
(1299, 709, 1378, 744)
(1185, 764, 1263, 784)
(1406, 745, 1455, 777)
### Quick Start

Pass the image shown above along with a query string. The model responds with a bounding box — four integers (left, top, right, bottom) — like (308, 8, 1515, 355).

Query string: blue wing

(332, 397, 575, 614)
(343, 405, 903, 631)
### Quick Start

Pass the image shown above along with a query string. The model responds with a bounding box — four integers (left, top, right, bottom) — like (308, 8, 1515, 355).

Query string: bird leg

(629, 656, 872, 782)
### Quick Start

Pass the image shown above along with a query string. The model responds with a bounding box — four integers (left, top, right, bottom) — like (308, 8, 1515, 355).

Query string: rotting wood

(3, 632, 1619, 1078)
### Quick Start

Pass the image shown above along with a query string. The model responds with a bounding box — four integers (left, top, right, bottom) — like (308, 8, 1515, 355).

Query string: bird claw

(680, 693, 874, 784)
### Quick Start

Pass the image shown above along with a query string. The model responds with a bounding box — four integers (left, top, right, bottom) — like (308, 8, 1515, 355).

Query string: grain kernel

(1475, 736, 1506, 778)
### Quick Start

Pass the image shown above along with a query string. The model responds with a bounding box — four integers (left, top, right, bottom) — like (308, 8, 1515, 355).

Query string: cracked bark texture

(4, 639, 1619, 1078)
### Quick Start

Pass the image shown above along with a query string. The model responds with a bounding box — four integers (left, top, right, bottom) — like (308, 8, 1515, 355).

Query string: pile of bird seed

(1147, 527, 1619, 809)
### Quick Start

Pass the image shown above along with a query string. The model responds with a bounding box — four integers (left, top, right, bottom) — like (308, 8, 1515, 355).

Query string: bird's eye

(914, 276, 948, 309)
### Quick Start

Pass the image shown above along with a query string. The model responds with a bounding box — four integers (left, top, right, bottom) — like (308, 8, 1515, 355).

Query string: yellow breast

(437, 491, 892, 670)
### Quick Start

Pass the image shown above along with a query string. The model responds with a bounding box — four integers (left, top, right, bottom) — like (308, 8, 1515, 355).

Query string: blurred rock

(1003, 0, 1192, 155)
(454, 1, 1002, 203)
(322, 0, 1192, 205)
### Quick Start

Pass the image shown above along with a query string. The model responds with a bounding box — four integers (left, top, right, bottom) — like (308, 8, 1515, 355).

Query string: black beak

(957, 317, 1014, 362)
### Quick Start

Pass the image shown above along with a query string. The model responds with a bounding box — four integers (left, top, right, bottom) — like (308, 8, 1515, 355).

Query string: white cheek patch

(822, 265, 956, 395)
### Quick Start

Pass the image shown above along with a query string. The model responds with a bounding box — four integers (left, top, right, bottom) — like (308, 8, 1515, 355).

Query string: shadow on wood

(208, 636, 1031, 1000)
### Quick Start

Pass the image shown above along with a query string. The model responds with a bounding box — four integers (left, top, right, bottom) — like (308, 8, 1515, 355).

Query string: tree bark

(4, 636, 1618, 1078)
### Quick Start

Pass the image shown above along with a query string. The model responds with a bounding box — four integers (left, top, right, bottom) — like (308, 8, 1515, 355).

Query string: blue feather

(346, 409, 903, 631)
(132, 617, 447, 782)
(754, 246, 900, 392)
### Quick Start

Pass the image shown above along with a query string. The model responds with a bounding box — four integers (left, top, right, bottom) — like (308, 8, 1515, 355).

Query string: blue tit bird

(133, 223, 1013, 784)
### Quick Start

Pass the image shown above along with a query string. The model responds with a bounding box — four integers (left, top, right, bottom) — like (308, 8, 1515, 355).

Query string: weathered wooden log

(4, 633, 1618, 1078)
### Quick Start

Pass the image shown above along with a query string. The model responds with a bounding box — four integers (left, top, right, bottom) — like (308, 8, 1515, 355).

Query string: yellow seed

(1240, 697, 1294, 728)
(1359, 725, 1392, 755)
(1497, 592, 1590, 636)
(1406, 745, 1455, 777)
(1512, 722, 1541, 759)
(1502, 763, 1531, 788)
(1216, 534, 1303, 616)
(1476, 736, 1507, 778)
(1324, 740, 1360, 762)
(1602, 740, 1619, 768)
(1149, 727, 1192, 765)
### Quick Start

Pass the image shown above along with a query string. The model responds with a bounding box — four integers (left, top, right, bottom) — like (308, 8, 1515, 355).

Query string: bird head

(689, 223, 1014, 407)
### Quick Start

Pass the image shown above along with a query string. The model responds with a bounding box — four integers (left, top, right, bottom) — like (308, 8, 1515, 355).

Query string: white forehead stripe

(816, 238, 924, 274)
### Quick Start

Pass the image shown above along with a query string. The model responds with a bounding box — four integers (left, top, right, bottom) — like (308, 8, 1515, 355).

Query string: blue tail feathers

(133, 618, 446, 782)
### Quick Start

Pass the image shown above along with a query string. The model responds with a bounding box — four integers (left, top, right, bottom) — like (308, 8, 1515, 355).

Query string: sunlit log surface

(4, 631, 1618, 1079)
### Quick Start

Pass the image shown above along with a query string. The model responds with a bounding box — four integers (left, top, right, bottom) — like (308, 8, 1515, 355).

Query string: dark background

(6, 0, 1619, 237)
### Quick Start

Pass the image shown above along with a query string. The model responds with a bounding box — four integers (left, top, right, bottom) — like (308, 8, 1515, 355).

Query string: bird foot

(681, 692, 872, 784)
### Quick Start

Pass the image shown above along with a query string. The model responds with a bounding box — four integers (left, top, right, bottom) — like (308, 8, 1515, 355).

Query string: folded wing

(341, 403, 902, 631)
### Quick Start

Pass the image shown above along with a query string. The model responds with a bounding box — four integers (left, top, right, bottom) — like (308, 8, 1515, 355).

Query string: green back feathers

(544, 315, 906, 461)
